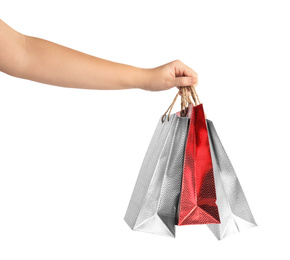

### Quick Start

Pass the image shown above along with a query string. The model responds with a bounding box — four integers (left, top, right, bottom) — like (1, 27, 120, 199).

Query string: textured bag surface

(177, 91, 220, 225)
(124, 112, 189, 237)
(206, 119, 257, 240)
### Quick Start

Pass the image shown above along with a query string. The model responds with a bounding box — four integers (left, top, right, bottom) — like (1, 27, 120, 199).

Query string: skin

(0, 19, 198, 94)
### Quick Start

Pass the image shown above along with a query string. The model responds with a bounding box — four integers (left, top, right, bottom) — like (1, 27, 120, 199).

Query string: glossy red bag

(177, 87, 220, 225)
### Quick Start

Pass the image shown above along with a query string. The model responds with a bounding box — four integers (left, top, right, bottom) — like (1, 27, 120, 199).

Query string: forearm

(20, 35, 150, 90)
(1, 20, 198, 92)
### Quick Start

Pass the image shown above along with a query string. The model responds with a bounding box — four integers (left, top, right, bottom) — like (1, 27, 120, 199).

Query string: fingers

(175, 76, 198, 87)
(173, 59, 198, 78)
(176, 76, 198, 96)
(172, 60, 198, 95)
(173, 60, 198, 87)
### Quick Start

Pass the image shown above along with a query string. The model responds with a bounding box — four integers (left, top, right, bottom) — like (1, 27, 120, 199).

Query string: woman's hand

(140, 60, 198, 93)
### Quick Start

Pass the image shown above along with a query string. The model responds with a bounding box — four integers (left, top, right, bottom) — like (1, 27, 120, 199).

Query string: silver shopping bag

(206, 119, 257, 240)
(124, 113, 189, 237)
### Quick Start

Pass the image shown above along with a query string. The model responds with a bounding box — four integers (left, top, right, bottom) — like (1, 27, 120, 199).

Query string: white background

(1, 0, 289, 259)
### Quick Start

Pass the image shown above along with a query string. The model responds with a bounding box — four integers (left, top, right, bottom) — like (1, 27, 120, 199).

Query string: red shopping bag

(177, 86, 220, 225)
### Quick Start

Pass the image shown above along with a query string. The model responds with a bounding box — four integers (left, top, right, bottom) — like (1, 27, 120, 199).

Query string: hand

(141, 60, 198, 93)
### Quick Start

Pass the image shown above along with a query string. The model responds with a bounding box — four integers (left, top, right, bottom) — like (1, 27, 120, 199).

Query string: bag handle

(161, 86, 192, 123)
(188, 85, 201, 105)
(188, 85, 207, 119)
(161, 85, 202, 123)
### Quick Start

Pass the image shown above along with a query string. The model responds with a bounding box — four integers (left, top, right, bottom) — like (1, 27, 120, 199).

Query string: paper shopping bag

(124, 90, 190, 237)
(206, 119, 257, 240)
(177, 87, 220, 225)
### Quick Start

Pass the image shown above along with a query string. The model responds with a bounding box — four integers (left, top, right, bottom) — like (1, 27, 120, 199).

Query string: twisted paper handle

(188, 85, 201, 105)
(161, 86, 194, 123)
(187, 85, 207, 119)
(161, 85, 203, 123)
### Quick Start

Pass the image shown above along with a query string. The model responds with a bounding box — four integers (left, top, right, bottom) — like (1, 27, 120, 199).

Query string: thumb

(174, 76, 197, 87)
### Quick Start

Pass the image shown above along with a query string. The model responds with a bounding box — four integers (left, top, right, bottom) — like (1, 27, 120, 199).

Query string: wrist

(127, 67, 153, 91)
